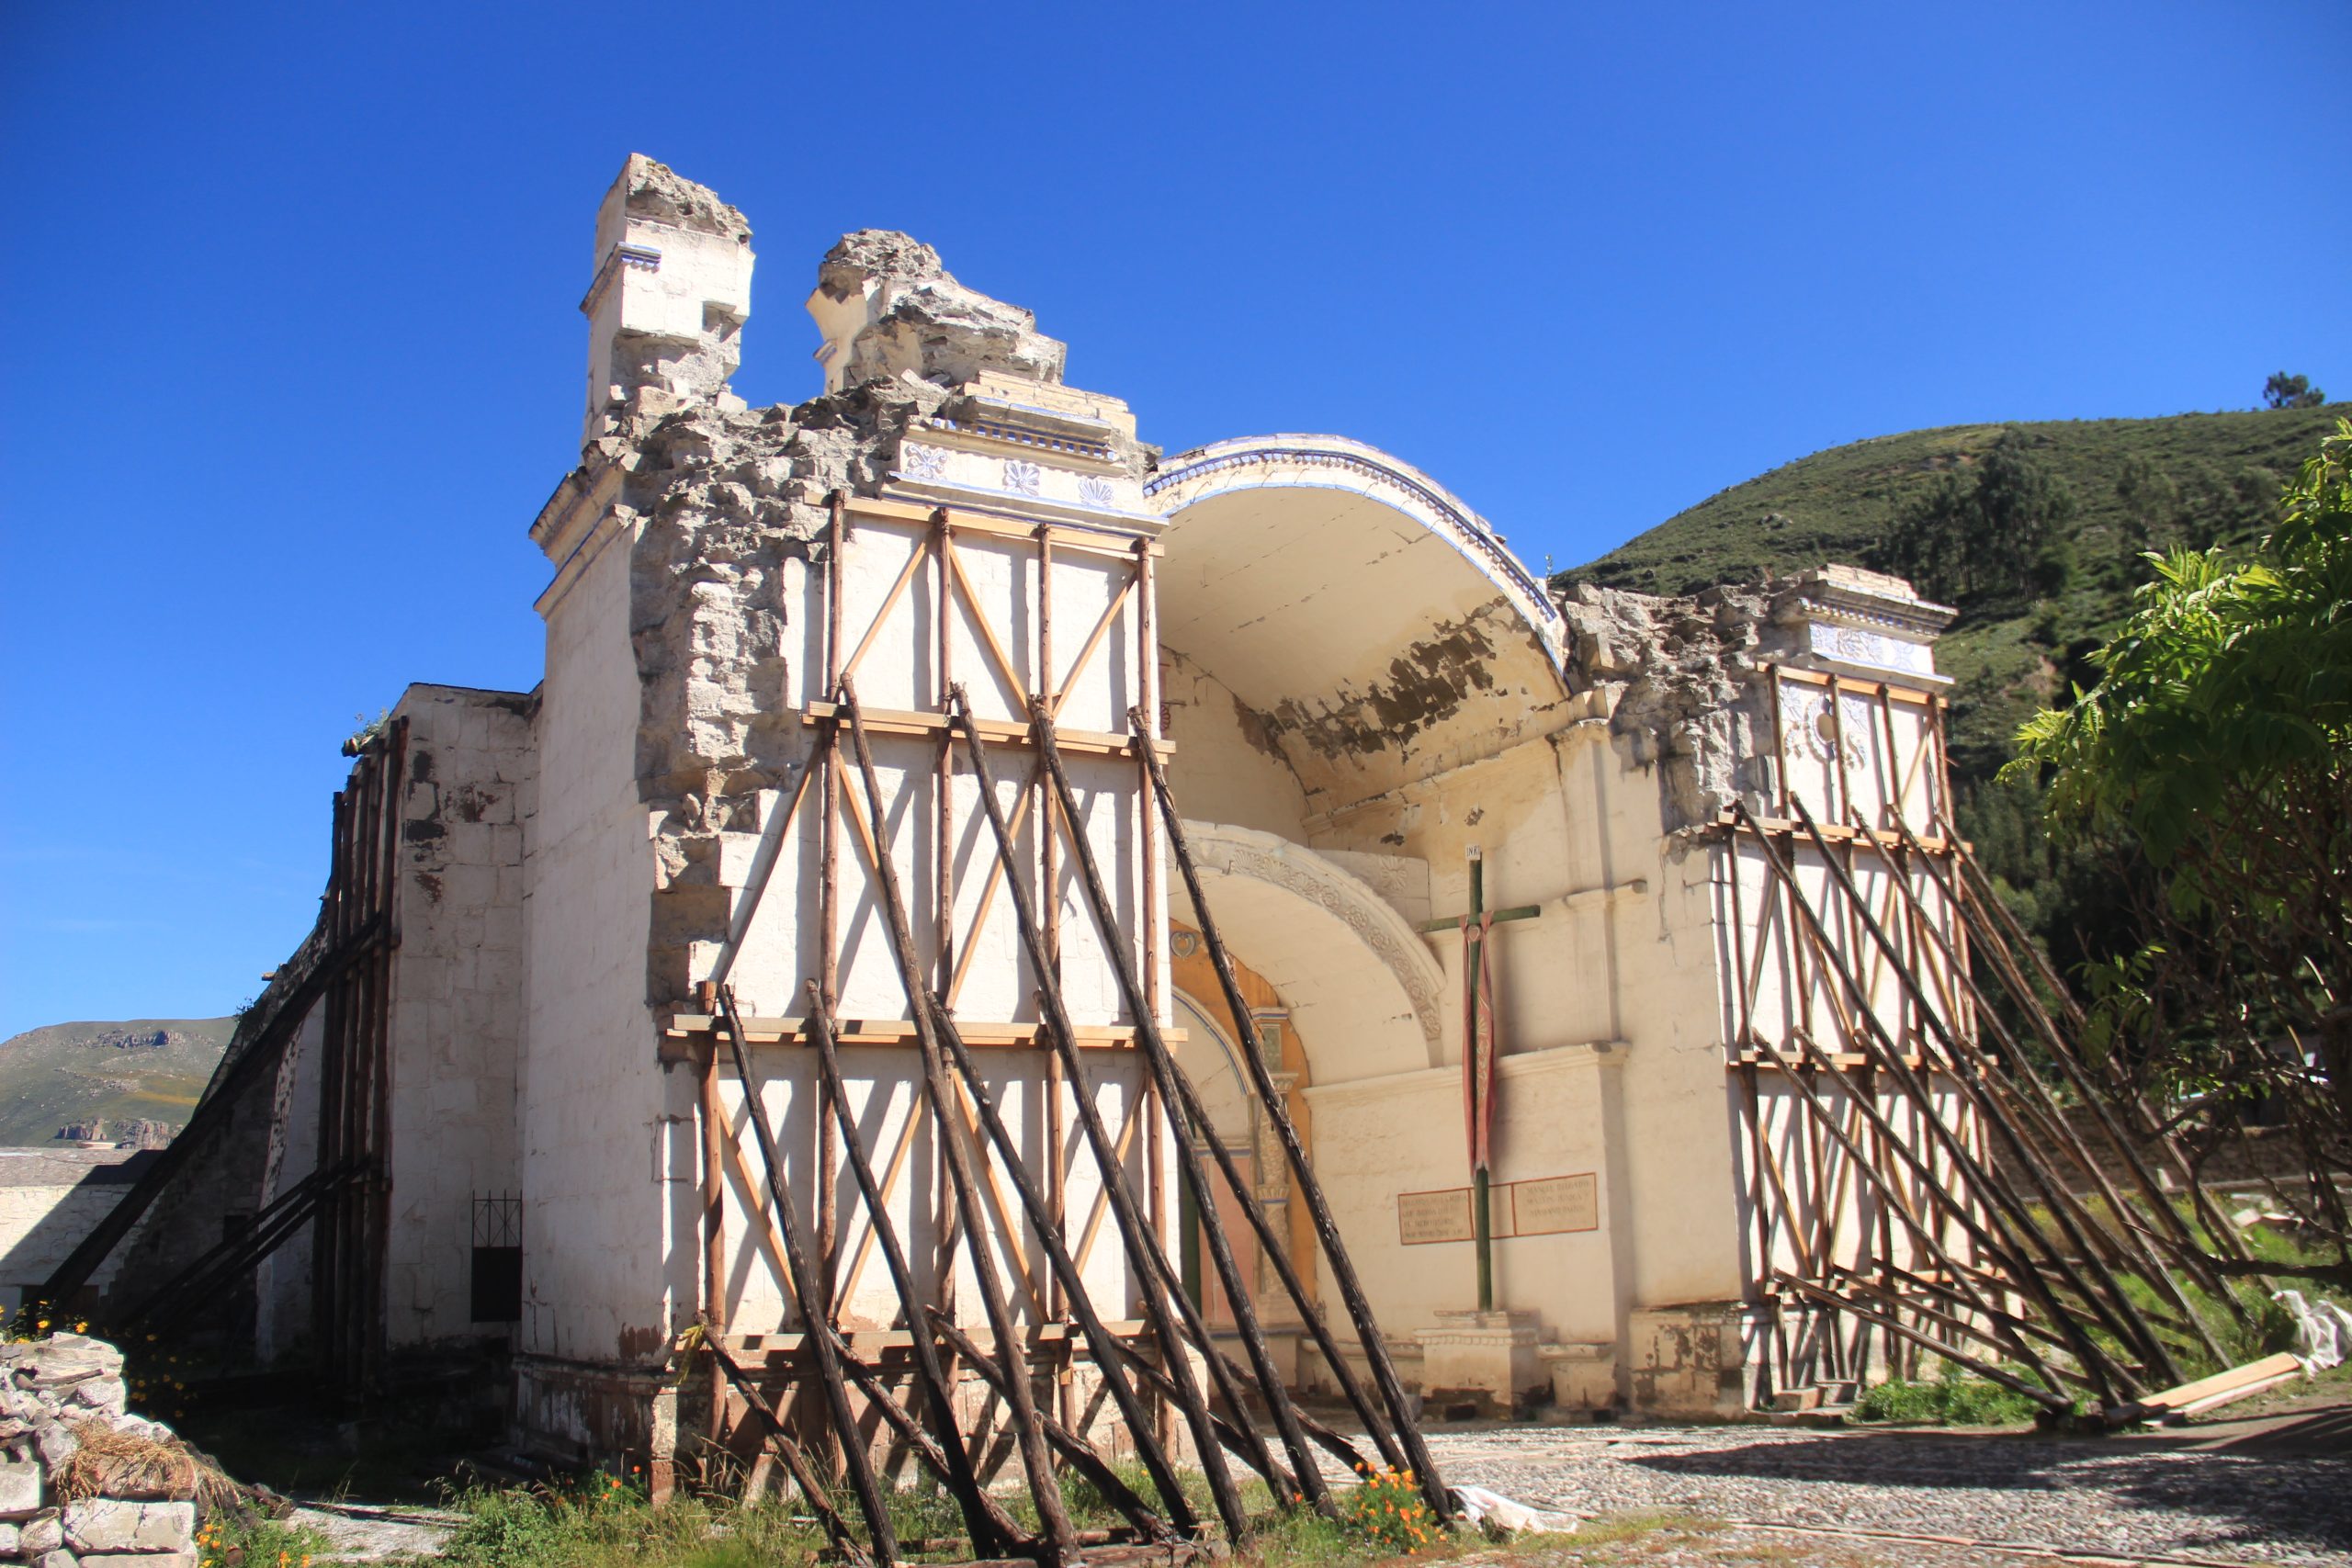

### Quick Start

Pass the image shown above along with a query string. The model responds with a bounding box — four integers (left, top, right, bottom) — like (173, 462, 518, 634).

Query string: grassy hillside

(0, 1019, 234, 1147)
(1566, 406, 2338, 761)
(1562, 404, 2341, 968)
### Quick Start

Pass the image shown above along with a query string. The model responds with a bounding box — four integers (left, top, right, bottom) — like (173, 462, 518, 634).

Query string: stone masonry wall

(0, 1334, 199, 1568)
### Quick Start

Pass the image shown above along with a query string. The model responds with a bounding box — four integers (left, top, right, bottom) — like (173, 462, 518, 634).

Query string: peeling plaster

(1264, 603, 1510, 760)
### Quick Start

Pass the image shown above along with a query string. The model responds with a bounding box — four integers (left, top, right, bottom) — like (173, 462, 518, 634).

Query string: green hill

(1566, 406, 2338, 761)
(1562, 404, 2341, 966)
(0, 1019, 234, 1147)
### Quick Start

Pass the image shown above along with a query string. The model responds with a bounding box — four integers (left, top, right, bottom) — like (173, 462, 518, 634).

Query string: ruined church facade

(75, 156, 1979, 1474)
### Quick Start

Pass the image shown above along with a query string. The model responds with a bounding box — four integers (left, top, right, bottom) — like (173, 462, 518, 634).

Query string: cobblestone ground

(1414, 1406, 2352, 1567)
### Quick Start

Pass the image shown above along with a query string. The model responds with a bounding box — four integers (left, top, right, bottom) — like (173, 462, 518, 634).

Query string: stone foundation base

(1419, 1310, 1547, 1417)
(512, 1355, 683, 1493)
(1542, 1341, 1617, 1418)
(1625, 1302, 1747, 1416)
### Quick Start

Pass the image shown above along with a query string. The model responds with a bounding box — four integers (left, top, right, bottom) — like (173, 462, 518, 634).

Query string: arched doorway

(1167, 925, 1318, 1343)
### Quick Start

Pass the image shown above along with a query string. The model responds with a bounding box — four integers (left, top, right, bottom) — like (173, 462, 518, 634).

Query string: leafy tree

(1877, 429, 2077, 604)
(2008, 420, 2352, 1282)
(2265, 371, 2326, 410)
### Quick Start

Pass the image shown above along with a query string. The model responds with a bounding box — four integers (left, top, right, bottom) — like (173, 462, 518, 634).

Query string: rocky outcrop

(46, 1126, 170, 1153)
(69, 1036, 185, 1056)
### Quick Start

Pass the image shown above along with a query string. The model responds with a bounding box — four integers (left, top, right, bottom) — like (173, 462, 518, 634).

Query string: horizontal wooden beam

(1734, 1049, 1994, 1072)
(665, 1014, 1179, 1049)
(1736, 1050, 1925, 1071)
(2104, 1351, 2302, 1426)
(1723, 814, 1961, 852)
(802, 702, 1170, 760)
(1770, 664, 1941, 707)
(707, 1322, 1153, 1359)
(843, 496, 1163, 560)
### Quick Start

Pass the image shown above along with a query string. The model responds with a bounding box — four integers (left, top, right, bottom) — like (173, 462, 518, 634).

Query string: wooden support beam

(842, 494, 1164, 561)
(666, 1014, 1173, 1049)
(802, 701, 1170, 760)
(834, 689, 1081, 1557)
(1136, 705, 1440, 1503)
(950, 693, 1273, 1529)
(713, 989, 900, 1565)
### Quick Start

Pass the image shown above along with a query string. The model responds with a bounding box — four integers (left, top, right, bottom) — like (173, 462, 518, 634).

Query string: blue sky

(3, 1, 2346, 1037)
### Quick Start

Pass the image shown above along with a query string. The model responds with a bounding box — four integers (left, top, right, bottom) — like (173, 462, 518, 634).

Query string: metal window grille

(469, 1193, 523, 1323)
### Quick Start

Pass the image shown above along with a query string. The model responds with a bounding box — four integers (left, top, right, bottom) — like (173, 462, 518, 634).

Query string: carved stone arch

(1168, 819, 1444, 1078)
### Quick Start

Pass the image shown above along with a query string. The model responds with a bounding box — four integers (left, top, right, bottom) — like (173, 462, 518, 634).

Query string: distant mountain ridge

(0, 1018, 235, 1148)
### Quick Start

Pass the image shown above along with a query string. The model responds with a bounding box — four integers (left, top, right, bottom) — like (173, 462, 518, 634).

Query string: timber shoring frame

(40, 722, 408, 1366)
(689, 496, 1444, 1566)
(1724, 669, 2256, 1414)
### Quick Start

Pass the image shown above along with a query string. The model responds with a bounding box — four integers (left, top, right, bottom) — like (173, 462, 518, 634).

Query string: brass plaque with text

(1396, 1187, 1475, 1246)
(1510, 1173, 1599, 1235)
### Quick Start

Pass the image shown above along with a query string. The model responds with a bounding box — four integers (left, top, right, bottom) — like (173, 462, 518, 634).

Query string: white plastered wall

(519, 523, 673, 1373)
(382, 683, 535, 1346)
(1300, 718, 1741, 1349)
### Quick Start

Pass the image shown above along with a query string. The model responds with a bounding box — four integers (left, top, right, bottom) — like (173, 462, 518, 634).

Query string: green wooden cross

(1415, 845, 1541, 1311)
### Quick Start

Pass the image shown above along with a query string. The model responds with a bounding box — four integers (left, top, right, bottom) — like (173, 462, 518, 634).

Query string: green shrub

(1855, 1363, 2041, 1427)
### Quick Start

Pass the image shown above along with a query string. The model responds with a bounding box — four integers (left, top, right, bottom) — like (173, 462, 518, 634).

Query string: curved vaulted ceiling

(1148, 436, 1571, 816)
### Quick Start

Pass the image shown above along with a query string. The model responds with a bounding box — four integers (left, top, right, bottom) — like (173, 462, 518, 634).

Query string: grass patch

(1853, 1363, 2042, 1427)
(436, 1475, 826, 1568)
(419, 1462, 1506, 1568)
(194, 1511, 334, 1568)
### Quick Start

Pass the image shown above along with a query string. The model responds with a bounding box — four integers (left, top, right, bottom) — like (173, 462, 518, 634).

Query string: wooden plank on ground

(2107, 1351, 2301, 1425)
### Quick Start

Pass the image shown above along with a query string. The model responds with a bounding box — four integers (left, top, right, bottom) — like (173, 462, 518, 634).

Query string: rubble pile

(0, 1336, 202, 1568)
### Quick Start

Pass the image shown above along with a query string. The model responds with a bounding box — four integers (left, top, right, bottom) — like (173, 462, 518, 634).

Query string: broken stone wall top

(581, 155, 755, 444)
(807, 227, 1069, 394)
(1551, 560, 1951, 829)
(597, 152, 752, 249)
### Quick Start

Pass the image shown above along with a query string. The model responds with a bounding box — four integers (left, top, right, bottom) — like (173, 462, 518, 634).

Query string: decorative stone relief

(1786, 691, 1871, 767)
(1806, 621, 1933, 676)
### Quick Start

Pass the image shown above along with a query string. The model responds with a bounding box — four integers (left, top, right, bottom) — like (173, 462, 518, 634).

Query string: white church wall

(519, 522, 673, 1380)
(1292, 708, 1747, 1359)
(382, 683, 535, 1347)
(1158, 650, 1313, 841)
(1303, 1043, 1623, 1346)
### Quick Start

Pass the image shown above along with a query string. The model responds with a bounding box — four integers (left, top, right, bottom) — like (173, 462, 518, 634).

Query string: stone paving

(1416, 1404, 2352, 1567)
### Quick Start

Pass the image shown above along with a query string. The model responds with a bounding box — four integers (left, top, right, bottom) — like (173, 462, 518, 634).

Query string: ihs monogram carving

(1787, 691, 1871, 767)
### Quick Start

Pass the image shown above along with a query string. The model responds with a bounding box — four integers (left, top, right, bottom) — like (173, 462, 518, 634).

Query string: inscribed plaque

(1509, 1173, 1598, 1236)
(1396, 1187, 1474, 1246)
